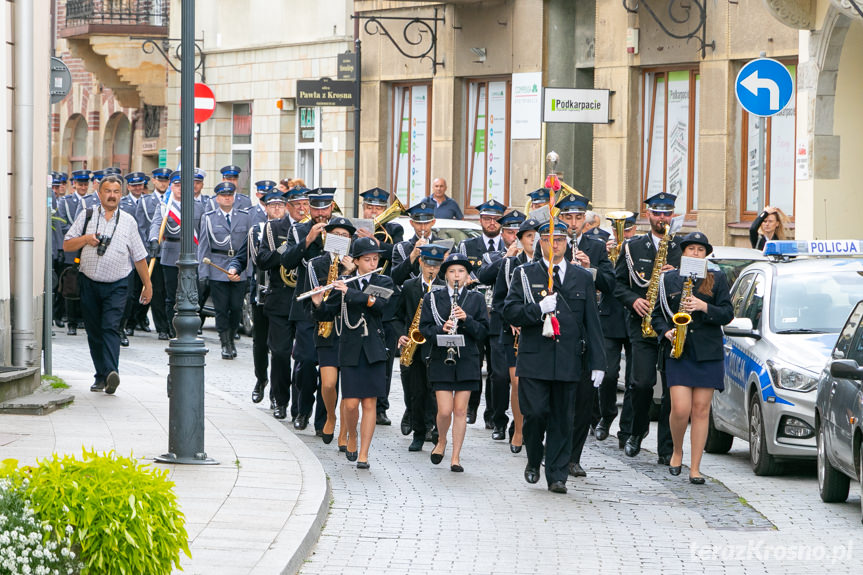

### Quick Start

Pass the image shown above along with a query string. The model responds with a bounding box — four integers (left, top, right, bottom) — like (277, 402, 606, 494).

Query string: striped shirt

(65, 206, 147, 282)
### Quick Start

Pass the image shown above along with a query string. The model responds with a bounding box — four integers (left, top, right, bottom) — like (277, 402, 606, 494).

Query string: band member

(148, 171, 205, 335)
(651, 232, 733, 484)
(490, 216, 540, 452)
(397, 244, 447, 452)
(357, 187, 405, 426)
(596, 215, 637, 446)
(503, 219, 605, 494)
(526, 187, 552, 212)
(250, 180, 275, 226)
(311, 237, 394, 469)
(613, 192, 682, 464)
(58, 169, 101, 335)
(420, 253, 489, 472)
(305, 217, 357, 446)
(282, 189, 336, 433)
(137, 168, 172, 339)
(50, 172, 68, 329)
(555, 193, 616, 478)
(458, 199, 506, 428)
(476, 209, 526, 441)
(220, 165, 252, 210)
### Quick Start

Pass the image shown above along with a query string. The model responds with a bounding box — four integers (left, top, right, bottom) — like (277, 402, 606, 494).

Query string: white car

(396, 216, 482, 244)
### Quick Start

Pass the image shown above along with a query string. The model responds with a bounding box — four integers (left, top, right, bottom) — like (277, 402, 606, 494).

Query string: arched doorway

(103, 112, 131, 172)
(62, 114, 88, 173)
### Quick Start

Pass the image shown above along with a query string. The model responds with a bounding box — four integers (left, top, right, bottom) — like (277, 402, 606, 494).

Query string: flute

(295, 267, 384, 300)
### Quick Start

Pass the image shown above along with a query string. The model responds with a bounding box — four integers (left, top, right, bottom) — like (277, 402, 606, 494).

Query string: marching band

(49, 157, 728, 491)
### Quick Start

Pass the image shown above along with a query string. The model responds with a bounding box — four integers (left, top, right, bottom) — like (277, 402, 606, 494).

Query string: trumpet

(296, 267, 383, 301)
(444, 281, 460, 366)
(606, 210, 634, 265)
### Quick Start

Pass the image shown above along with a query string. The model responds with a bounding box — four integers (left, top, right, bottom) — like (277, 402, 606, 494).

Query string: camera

(95, 234, 112, 256)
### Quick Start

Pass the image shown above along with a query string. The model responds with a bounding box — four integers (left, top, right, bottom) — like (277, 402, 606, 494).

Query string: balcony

(60, 0, 169, 39)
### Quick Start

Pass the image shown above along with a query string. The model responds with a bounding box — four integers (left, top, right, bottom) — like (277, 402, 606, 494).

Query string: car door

(829, 302, 863, 474)
(718, 272, 757, 435)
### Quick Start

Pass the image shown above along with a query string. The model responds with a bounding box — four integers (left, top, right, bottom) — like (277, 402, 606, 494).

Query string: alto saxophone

(316, 254, 340, 338)
(670, 275, 694, 359)
(641, 222, 671, 338)
(399, 275, 433, 367)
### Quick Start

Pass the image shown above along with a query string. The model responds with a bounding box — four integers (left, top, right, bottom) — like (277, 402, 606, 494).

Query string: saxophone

(280, 214, 312, 287)
(399, 275, 433, 367)
(316, 254, 340, 338)
(670, 275, 694, 359)
(641, 222, 671, 338)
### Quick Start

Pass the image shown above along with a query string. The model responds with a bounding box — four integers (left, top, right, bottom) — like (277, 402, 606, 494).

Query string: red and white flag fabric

(167, 199, 198, 245)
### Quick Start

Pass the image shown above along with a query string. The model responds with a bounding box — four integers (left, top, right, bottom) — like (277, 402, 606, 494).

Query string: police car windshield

(771, 271, 863, 334)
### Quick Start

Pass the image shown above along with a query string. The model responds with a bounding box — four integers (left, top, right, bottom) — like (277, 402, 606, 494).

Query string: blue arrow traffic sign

(735, 58, 794, 117)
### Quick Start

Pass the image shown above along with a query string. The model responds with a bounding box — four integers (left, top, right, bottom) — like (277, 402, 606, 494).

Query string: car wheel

(241, 293, 254, 336)
(748, 394, 783, 476)
(704, 406, 734, 454)
(859, 442, 863, 524)
(816, 422, 850, 502)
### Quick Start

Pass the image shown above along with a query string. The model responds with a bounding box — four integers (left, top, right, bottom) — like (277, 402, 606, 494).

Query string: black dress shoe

(492, 427, 506, 441)
(450, 464, 464, 473)
(90, 381, 106, 392)
(568, 463, 587, 477)
(252, 380, 267, 404)
(273, 405, 287, 420)
(136, 321, 151, 333)
(158, 331, 170, 341)
(548, 481, 568, 494)
(234, 331, 241, 340)
(484, 418, 494, 431)
(78, 321, 85, 329)
(594, 421, 610, 441)
(376, 412, 391, 426)
(119, 335, 130, 347)
(689, 475, 706, 485)
(524, 466, 540, 484)
(400, 412, 412, 436)
(624, 434, 645, 457)
(54, 319, 65, 328)
(357, 461, 370, 469)
(67, 325, 77, 336)
(657, 455, 672, 466)
(466, 409, 477, 424)
(618, 435, 628, 449)
(510, 443, 523, 454)
(105, 371, 121, 395)
(294, 414, 309, 430)
(669, 466, 682, 476)
(338, 444, 347, 453)
(408, 438, 424, 452)
(346, 450, 358, 462)
(315, 429, 324, 437)
(430, 450, 444, 465)
(124, 327, 134, 337)
(270, 399, 277, 411)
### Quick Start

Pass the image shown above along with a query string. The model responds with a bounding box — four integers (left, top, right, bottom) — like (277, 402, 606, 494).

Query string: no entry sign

(193, 83, 216, 124)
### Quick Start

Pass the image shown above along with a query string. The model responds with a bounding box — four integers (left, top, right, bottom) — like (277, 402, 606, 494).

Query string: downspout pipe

(12, 0, 36, 367)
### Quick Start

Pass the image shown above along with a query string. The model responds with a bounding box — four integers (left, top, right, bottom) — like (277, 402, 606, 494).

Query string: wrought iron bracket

(136, 37, 206, 82)
(352, 7, 445, 75)
(623, 0, 715, 59)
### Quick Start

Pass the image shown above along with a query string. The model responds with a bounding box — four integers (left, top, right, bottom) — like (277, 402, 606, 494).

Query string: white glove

(538, 292, 558, 314)
(591, 370, 605, 388)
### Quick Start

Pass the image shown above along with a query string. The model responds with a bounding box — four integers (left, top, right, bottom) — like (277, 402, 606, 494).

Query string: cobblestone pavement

(52, 325, 862, 574)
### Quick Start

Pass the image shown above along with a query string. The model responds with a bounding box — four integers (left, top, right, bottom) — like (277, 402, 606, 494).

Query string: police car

(706, 240, 863, 476)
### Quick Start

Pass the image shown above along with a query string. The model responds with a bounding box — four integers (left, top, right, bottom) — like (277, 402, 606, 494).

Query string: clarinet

(444, 281, 460, 365)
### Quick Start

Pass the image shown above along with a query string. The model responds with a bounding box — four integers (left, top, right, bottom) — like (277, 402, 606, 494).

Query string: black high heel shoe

(689, 475, 705, 485)
(430, 444, 446, 465)
(669, 465, 682, 476)
(510, 443, 522, 454)
(346, 450, 358, 462)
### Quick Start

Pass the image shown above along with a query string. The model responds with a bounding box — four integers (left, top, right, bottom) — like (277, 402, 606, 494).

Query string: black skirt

(433, 379, 481, 393)
(666, 357, 725, 392)
(341, 351, 387, 399)
(317, 343, 339, 368)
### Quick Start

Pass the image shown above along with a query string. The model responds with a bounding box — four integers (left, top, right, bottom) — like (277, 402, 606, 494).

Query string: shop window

(391, 84, 431, 207)
(740, 63, 797, 219)
(231, 102, 253, 196)
(465, 79, 511, 210)
(641, 69, 701, 215)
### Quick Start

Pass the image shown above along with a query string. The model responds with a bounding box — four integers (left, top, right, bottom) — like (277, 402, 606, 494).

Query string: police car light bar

(763, 240, 863, 258)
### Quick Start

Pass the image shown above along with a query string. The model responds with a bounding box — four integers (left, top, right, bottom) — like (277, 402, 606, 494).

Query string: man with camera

(63, 175, 153, 395)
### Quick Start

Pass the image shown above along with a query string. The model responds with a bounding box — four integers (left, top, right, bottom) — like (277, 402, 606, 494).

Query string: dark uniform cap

(475, 198, 507, 217)
(194, 168, 206, 181)
(324, 216, 356, 236)
(537, 219, 569, 236)
(644, 192, 677, 212)
(263, 191, 286, 204)
(283, 187, 308, 202)
(407, 199, 436, 222)
(527, 188, 551, 204)
(307, 190, 335, 209)
(91, 170, 105, 182)
(103, 167, 122, 176)
(71, 169, 91, 181)
(125, 172, 150, 185)
(498, 209, 526, 229)
(419, 244, 447, 265)
(555, 193, 589, 214)
(624, 215, 637, 229)
(255, 180, 277, 193)
(350, 236, 383, 258)
(51, 171, 66, 185)
(220, 165, 242, 177)
(679, 231, 713, 256)
(517, 217, 541, 238)
(170, 171, 182, 183)
(440, 252, 473, 275)
(360, 187, 390, 206)
(152, 167, 172, 180)
(214, 182, 236, 195)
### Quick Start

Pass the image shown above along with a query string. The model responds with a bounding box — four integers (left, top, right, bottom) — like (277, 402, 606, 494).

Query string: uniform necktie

(226, 213, 231, 227)
(553, 265, 562, 288)
(488, 239, 496, 252)
(360, 279, 368, 292)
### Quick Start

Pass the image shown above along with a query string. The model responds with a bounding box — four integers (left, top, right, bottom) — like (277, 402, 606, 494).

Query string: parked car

(814, 299, 863, 521)
(707, 240, 863, 475)
(707, 245, 767, 286)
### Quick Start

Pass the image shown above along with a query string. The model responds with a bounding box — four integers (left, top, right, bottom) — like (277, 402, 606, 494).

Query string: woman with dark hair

(651, 232, 733, 484)
(749, 206, 787, 250)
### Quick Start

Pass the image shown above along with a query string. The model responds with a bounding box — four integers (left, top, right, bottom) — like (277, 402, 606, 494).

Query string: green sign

(399, 130, 410, 154)
(158, 149, 167, 168)
(474, 128, 486, 153)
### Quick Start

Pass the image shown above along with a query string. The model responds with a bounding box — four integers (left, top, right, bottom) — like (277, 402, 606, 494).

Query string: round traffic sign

(734, 58, 794, 118)
(193, 83, 216, 124)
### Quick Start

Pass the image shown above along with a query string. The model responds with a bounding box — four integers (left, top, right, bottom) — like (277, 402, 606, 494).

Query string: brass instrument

(444, 281, 460, 366)
(641, 222, 671, 338)
(399, 274, 433, 367)
(373, 198, 407, 244)
(513, 328, 520, 357)
(670, 275, 694, 359)
(280, 214, 312, 287)
(317, 255, 341, 338)
(606, 210, 635, 265)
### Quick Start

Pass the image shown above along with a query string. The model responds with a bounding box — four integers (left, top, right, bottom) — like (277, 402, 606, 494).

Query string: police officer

(50, 172, 69, 328)
(458, 199, 507, 427)
(249, 180, 274, 226)
(148, 171, 205, 335)
(198, 182, 251, 359)
(118, 171, 151, 346)
(58, 169, 101, 335)
(503, 219, 605, 494)
(220, 165, 252, 210)
(613, 192, 681, 464)
(136, 168, 172, 339)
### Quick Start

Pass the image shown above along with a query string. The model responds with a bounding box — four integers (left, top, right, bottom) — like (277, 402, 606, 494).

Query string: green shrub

(2, 450, 191, 575)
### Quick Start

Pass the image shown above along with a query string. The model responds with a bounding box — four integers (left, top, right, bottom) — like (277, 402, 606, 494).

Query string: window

(231, 102, 253, 196)
(391, 84, 431, 207)
(63, 114, 88, 173)
(465, 79, 511, 209)
(835, 303, 863, 360)
(296, 107, 321, 188)
(740, 63, 797, 219)
(731, 273, 755, 318)
(641, 69, 701, 215)
(741, 273, 765, 329)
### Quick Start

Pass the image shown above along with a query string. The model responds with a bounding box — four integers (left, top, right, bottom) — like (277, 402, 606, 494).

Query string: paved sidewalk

(0, 337, 329, 575)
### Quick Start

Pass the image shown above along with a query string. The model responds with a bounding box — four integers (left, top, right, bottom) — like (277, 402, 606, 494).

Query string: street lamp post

(156, 0, 216, 466)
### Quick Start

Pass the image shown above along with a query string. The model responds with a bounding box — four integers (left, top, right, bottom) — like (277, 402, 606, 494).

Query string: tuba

(373, 198, 406, 244)
(670, 275, 694, 359)
(606, 210, 634, 265)
(641, 222, 671, 338)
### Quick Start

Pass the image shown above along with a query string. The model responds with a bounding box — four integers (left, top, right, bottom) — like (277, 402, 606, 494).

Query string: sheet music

(352, 218, 374, 235)
(436, 334, 465, 348)
(364, 284, 394, 300)
(324, 233, 351, 257)
(679, 256, 707, 279)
